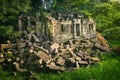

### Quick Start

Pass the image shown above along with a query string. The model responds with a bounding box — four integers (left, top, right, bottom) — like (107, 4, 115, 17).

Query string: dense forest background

(0, 0, 120, 42)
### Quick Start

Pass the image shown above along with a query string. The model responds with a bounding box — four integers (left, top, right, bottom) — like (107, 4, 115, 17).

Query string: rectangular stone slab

(35, 51, 50, 63)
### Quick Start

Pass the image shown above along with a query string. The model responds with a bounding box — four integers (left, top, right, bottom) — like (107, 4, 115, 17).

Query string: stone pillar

(90, 24, 93, 33)
(58, 23, 61, 34)
(79, 19, 82, 36)
(68, 23, 71, 34)
(87, 24, 89, 34)
(18, 16, 22, 33)
(53, 21, 55, 38)
(93, 23, 96, 34)
(27, 16, 30, 27)
(35, 14, 40, 37)
(56, 22, 59, 37)
(74, 23, 77, 38)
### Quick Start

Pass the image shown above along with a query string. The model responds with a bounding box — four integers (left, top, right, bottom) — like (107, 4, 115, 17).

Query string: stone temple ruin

(0, 13, 110, 72)
(46, 13, 96, 42)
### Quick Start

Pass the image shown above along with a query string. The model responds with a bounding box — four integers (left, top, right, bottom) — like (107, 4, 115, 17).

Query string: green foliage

(0, 0, 31, 42)
(108, 40, 120, 47)
(0, 0, 31, 24)
(102, 27, 120, 40)
(93, 2, 120, 33)
(0, 25, 20, 42)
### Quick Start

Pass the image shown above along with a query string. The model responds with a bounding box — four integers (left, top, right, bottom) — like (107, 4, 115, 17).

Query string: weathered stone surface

(75, 56, 81, 61)
(51, 42, 59, 50)
(33, 44, 48, 53)
(69, 40, 74, 47)
(31, 34, 40, 42)
(50, 42, 59, 53)
(26, 33, 32, 41)
(77, 53, 84, 59)
(91, 57, 100, 62)
(47, 62, 65, 71)
(94, 43, 107, 51)
(84, 34, 91, 40)
(0, 44, 11, 53)
(0, 58, 5, 63)
(79, 61, 88, 65)
(61, 53, 72, 59)
(47, 62, 59, 70)
(56, 57, 65, 66)
(0, 53, 4, 58)
(34, 59, 43, 67)
(76, 61, 80, 68)
(19, 43, 26, 48)
(7, 58, 12, 62)
(25, 40, 32, 46)
(35, 51, 50, 63)
(13, 62, 27, 72)
(68, 58, 76, 63)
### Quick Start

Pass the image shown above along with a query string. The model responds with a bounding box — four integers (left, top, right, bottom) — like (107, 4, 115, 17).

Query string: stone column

(27, 16, 30, 27)
(68, 23, 71, 34)
(93, 23, 96, 34)
(74, 23, 77, 38)
(35, 14, 40, 36)
(79, 19, 82, 36)
(53, 21, 55, 38)
(87, 24, 89, 34)
(18, 16, 22, 33)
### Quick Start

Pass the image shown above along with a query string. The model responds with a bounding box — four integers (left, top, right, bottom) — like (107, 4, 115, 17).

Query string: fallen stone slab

(61, 53, 72, 59)
(50, 42, 59, 53)
(75, 56, 82, 61)
(25, 40, 32, 46)
(91, 57, 100, 62)
(56, 57, 65, 66)
(34, 59, 43, 68)
(94, 43, 108, 51)
(78, 61, 88, 65)
(26, 33, 32, 41)
(69, 40, 74, 47)
(34, 51, 51, 63)
(68, 58, 76, 64)
(31, 34, 40, 42)
(47, 62, 65, 71)
(13, 62, 27, 72)
(33, 44, 48, 53)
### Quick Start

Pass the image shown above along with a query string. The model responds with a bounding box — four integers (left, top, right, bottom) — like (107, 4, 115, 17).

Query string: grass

(108, 40, 120, 47)
(0, 40, 120, 80)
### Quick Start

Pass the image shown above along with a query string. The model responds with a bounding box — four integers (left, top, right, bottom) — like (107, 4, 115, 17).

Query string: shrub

(0, 25, 20, 43)
(102, 27, 120, 40)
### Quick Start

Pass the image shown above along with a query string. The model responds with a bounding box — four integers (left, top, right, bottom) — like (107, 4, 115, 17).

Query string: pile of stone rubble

(0, 32, 110, 72)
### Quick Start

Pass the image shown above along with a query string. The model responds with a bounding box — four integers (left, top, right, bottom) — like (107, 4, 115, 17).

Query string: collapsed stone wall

(0, 32, 110, 72)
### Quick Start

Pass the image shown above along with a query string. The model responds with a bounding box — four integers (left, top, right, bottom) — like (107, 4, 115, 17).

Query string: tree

(0, 0, 31, 43)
